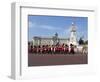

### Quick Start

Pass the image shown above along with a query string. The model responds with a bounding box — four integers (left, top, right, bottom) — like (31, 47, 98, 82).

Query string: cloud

(40, 25, 61, 30)
(29, 21, 61, 30)
(29, 21, 36, 28)
(58, 27, 70, 38)
(77, 31, 87, 39)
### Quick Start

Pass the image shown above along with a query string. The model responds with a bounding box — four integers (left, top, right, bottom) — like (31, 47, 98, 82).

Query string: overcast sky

(28, 15, 88, 41)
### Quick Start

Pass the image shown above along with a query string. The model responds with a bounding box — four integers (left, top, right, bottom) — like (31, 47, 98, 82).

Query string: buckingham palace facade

(32, 33, 70, 46)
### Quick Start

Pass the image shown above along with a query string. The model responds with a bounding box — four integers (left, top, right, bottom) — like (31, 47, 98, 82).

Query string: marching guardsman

(53, 45, 56, 54)
(40, 46, 43, 54)
(38, 45, 41, 54)
(42, 45, 45, 54)
(32, 46, 36, 53)
(30, 45, 33, 53)
(51, 45, 53, 54)
(59, 45, 62, 54)
(61, 44, 65, 54)
(28, 42, 31, 53)
(45, 45, 49, 54)
(48, 45, 52, 54)
(65, 44, 69, 54)
(55, 46, 59, 54)
(44, 45, 46, 54)
(70, 44, 75, 54)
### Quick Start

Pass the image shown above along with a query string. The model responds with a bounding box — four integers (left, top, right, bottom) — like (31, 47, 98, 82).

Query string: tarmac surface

(28, 53, 88, 66)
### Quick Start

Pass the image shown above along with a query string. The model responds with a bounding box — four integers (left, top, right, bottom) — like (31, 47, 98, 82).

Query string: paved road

(28, 53, 88, 66)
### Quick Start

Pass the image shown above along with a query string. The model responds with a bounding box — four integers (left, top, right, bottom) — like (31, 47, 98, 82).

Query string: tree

(79, 37, 84, 45)
(84, 40, 88, 45)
